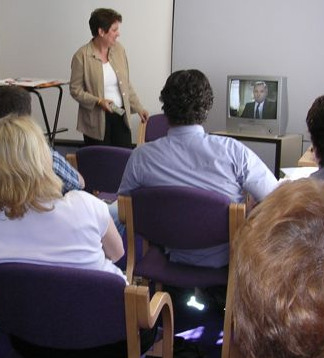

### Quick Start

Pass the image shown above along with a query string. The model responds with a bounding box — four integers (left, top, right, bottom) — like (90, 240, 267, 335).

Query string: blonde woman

(0, 115, 126, 282)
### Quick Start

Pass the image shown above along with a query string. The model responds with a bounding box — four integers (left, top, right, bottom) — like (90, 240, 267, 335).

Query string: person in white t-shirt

(0, 114, 126, 283)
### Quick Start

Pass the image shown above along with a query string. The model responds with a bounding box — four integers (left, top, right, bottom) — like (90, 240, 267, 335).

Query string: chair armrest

(222, 203, 246, 358)
(125, 285, 173, 358)
(121, 196, 137, 284)
(118, 195, 126, 224)
(137, 121, 147, 146)
(136, 286, 173, 331)
(229, 203, 246, 240)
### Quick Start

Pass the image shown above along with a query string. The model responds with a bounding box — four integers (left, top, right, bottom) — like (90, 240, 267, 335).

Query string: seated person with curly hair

(233, 178, 324, 358)
(118, 69, 278, 269)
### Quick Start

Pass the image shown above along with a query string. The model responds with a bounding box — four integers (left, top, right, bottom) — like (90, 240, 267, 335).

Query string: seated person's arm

(51, 150, 85, 192)
(118, 152, 141, 195)
(101, 216, 125, 263)
(77, 172, 85, 189)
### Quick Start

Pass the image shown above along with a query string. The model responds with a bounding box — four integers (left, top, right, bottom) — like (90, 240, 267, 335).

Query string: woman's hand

(139, 109, 149, 123)
(98, 98, 114, 113)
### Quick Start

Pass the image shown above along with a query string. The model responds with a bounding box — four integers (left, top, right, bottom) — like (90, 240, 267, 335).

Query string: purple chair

(76, 145, 132, 203)
(0, 263, 174, 358)
(119, 186, 246, 288)
(71, 145, 138, 272)
(137, 114, 169, 145)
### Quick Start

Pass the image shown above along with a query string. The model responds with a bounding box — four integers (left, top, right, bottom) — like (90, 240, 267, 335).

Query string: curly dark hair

(159, 69, 214, 125)
(306, 95, 324, 167)
(89, 8, 122, 37)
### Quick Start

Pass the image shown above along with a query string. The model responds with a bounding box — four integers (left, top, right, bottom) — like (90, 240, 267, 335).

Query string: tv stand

(210, 131, 303, 179)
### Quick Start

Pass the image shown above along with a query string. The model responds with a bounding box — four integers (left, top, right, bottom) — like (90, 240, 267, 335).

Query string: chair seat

(134, 246, 228, 288)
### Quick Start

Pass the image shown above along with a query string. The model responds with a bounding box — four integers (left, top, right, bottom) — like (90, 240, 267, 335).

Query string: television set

(226, 75, 288, 137)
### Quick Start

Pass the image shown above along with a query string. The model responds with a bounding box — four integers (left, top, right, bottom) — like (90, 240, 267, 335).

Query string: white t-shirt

(103, 62, 123, 107)
(0, 190, 126, 282)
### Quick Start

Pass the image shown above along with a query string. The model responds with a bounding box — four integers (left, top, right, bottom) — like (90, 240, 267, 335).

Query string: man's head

(234, 178, 324, 358)
(0, 85, 31, 118)
(253, 81, 268, 104)
(159, 69, 213, 126)
(306, 95, 324, 166)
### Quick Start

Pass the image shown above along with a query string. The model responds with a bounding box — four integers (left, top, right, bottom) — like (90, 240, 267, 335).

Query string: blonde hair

(234, 179, 324, 358)
(0, 115, 62, 218)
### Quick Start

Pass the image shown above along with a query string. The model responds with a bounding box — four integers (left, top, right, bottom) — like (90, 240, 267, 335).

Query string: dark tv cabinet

(210, 131, 303, 179)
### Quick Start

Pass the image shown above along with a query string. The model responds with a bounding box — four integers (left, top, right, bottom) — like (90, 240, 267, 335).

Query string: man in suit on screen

(241, 81, 277, 119)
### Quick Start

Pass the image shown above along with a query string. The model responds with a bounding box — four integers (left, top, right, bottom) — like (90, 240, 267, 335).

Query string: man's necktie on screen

(255, 103, 260, 119)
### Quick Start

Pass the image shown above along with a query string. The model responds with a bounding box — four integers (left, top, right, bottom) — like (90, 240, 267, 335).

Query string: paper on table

(280, 167, 318, 180)
(0, 78, 67, 87)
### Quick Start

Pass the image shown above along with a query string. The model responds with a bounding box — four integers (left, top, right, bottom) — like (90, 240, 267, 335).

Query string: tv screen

(226, 75, 288, 137)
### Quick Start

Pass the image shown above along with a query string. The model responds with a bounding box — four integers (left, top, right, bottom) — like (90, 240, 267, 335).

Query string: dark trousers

(83, 112, 132, 148)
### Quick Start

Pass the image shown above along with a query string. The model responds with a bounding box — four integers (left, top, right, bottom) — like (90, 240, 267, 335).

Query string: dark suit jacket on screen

(241, 99, 277, 119)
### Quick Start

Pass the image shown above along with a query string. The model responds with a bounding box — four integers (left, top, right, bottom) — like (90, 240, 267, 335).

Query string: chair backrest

(119, 186, 246, 286)
(0, 263, 127, 349)
(137, 113, 170, 145)
(76, 145, 132, 195)
(119, 186, 246, 357)
(131, 186, 231, 249)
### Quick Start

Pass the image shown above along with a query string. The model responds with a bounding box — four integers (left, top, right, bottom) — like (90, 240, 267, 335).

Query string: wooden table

(0, 78, 68, 147)
(298, 146, 317, 167)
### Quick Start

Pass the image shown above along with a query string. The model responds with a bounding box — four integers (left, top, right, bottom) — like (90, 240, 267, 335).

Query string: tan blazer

(70, 40, 144, 140)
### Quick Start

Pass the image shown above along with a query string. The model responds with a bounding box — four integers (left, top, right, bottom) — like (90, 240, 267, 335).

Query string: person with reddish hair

(233, 178, 324, 358)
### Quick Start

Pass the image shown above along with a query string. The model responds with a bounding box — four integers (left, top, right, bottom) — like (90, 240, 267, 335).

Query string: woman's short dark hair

(89, 8, 122, 37)
(0, 86, 31, 118)
(306, 95, 324, 166)
(159, 69, 214, 126)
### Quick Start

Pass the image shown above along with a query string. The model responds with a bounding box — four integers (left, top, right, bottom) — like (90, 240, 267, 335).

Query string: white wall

(0, 0, 173, 142)
(172, 0, 324, 151)
(2, 0, 323, 152)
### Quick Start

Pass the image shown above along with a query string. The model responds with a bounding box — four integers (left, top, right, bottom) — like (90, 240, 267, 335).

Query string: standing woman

(70, 8, 149, 148)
